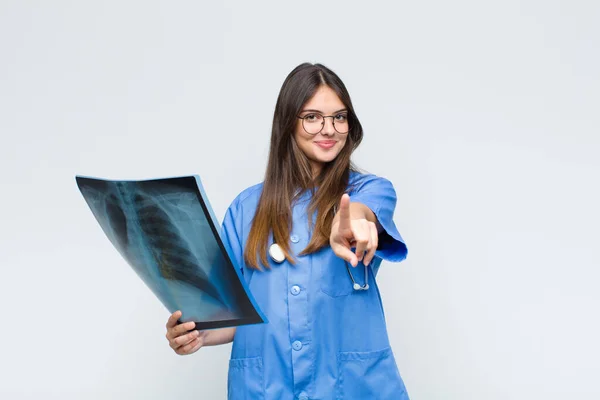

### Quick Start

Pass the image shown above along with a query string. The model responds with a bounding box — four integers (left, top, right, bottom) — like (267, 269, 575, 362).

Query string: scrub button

(290, 285, 301, 295)
(292, 340, 302, 351)
(298, 394, 308, 400)
(290, 234, 299, 243)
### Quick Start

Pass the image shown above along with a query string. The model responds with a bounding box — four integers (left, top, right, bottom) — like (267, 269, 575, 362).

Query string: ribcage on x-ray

(105, 193, 128, 248)
(131, 192, 226, 307)
(78, 183, 131, 261)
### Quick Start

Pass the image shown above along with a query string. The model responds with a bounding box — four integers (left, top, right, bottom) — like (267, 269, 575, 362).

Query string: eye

(304, 113, 320, 122)
(335, 113, 348, 121)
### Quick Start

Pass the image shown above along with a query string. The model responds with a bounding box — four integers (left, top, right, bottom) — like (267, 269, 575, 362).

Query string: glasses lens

(303, 114, 324, 134)
(333, 114, 349, 134)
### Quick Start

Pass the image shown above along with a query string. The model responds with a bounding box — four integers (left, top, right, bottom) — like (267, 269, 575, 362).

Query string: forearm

(204, 327, 236, 346)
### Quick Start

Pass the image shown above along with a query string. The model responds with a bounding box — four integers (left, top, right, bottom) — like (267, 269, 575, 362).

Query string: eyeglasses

(297, 112, 350, 135)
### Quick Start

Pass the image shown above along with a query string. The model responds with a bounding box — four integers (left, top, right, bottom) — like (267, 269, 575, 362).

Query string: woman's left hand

(330, 194, 378, 267)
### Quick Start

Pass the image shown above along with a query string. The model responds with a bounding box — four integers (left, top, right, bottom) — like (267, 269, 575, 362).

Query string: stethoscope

(268, 243, 369, 291)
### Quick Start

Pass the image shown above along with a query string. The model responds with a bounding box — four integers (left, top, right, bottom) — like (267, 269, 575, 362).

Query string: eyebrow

(300, 108, 348, 114)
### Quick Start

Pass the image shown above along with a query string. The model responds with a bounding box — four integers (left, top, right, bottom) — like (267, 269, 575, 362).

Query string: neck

(310, 161, 322, 180)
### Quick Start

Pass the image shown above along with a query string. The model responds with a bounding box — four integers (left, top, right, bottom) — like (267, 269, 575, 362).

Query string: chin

(312, 153, 340, 164)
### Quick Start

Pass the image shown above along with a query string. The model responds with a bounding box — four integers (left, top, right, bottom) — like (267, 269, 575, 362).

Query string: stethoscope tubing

(268, 243, 369, 291)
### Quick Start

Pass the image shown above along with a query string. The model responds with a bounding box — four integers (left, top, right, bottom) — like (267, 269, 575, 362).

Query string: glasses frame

(296, 112, 350, 135)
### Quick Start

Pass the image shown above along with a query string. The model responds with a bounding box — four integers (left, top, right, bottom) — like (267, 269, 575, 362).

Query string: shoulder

(348, 170, 395, 194)
(227, 181, 264, 213)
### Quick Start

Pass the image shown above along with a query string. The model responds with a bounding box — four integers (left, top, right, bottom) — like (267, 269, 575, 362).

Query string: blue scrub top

(220, 171, 409, 400)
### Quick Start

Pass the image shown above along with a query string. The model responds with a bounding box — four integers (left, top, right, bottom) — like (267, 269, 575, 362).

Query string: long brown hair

(244, 63, 364, 270)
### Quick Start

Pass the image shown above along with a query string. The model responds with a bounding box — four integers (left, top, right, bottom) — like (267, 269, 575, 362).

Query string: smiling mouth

(314, 141, 337, 149)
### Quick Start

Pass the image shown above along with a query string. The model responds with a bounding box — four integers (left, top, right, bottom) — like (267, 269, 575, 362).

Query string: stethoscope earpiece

(346, 261, 369, 291)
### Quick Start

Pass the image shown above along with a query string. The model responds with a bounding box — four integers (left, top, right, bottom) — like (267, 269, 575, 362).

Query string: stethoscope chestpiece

(269, 243, 285, 264)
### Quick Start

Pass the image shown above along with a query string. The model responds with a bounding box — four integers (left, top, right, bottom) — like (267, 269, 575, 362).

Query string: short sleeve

(220, 198, 245, 274)
(348, 174, 408, 263)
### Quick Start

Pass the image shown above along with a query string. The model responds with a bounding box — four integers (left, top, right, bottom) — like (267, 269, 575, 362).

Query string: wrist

(203, 327, 236, 346)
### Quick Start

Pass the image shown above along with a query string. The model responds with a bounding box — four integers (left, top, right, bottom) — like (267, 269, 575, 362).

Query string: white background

(1, 1, 598, 399)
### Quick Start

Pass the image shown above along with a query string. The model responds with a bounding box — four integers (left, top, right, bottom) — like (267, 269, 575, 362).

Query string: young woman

(165, 63, 410, 399)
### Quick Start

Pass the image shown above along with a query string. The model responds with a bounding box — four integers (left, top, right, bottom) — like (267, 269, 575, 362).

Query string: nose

(320, 116, 335, 136)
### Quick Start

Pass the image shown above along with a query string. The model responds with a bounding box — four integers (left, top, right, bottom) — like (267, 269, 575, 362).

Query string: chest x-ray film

(76, 175, 266, 330)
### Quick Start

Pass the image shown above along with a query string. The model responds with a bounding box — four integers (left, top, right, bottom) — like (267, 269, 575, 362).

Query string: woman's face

(294, 85, 348, 177)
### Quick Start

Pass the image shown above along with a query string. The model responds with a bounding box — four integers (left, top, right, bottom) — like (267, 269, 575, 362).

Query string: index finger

(337, 194, 351, 232)
(166, 310, 182, 329)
